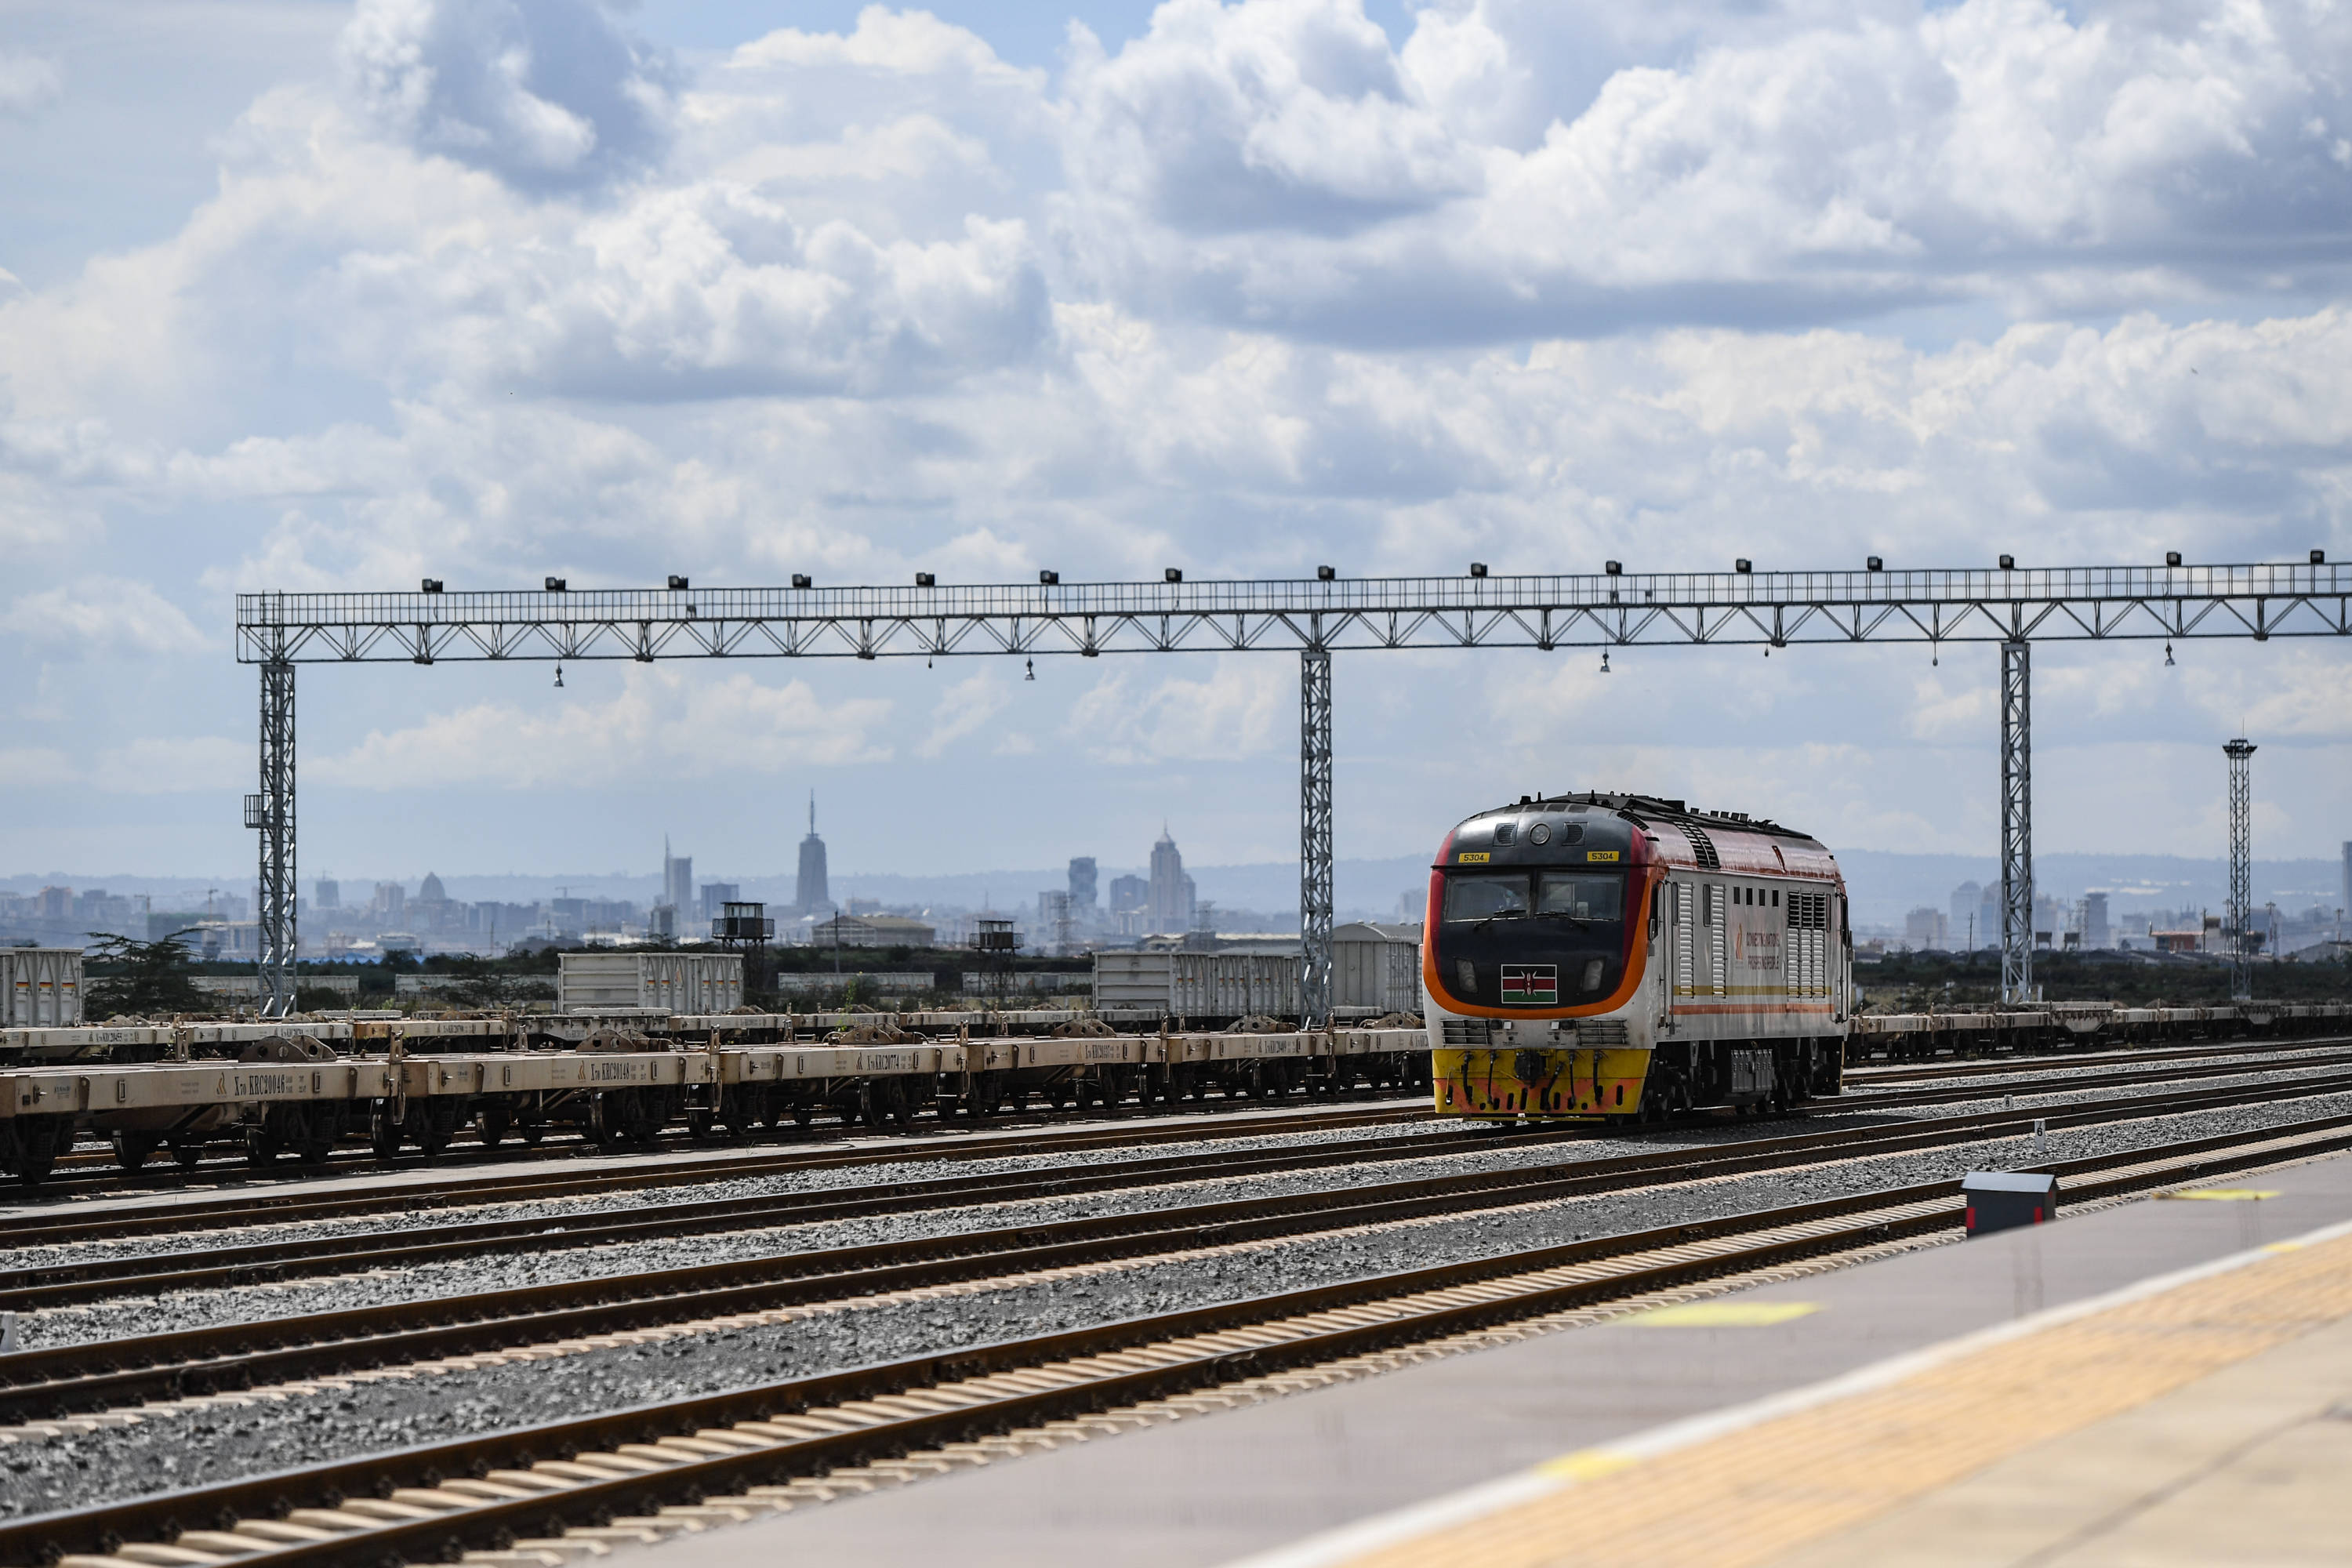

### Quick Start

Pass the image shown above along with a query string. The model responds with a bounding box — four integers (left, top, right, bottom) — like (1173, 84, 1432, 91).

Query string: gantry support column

(1999, 639, 2034, 1004)
(254, 646, 296, 1018)
(1299, 648, 1334, 1026)
(2225, 737, 2256, 1001)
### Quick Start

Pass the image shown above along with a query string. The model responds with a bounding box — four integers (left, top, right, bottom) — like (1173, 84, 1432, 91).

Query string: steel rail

(14, 1051, 2347, 1308)
(9, 1112, 2346, 1568)
(9, 1069, 2351, 1422)
(4, 1100, 1432, 1249)
(1848, 1036, 2352, 1085)
(1833, 1046, 2352, 1108)
(0, 1116, 1567, 1307)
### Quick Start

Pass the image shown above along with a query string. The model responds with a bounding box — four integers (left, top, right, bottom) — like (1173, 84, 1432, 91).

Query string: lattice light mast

(245, 608, 297, 1019)
(1299, 648, 1334, 1025)
(2224, 737, 2256, 1001)
(1999, 639, 2034, 1004)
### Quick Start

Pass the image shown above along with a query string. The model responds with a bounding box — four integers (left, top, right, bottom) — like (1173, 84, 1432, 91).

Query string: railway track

(31, 1082, 1430, 1188)
(1836, 1044, 2352, 1109)
(8, 1067, 2352, 1426)
(19, 1040, 2347, 1261)
(9, 1111, 2346, 1568)
(0, 1099, 1436, 1247)
(12, 1051, 2352, 1307)
(1846, 1035, 2352, 1085)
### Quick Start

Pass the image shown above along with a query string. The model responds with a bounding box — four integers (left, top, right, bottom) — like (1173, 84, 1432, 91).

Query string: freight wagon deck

(0, 1022, 1432, 1183)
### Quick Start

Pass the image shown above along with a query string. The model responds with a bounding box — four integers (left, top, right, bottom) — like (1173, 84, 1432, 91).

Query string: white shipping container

(558, 952, 743, 1014)
(2, 947, 83, 1027)
(1092, 951, 1299, 1018)
(1333, 938, 1421, 1011)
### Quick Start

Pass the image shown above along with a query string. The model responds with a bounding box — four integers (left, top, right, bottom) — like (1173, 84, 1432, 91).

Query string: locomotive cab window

(1535, 873, 1623, 923)
(1443, 875, 1530, 922)
(1443, 873, 1623, 924)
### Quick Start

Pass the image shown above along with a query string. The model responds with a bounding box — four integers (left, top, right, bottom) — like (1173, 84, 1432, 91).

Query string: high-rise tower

(1148, 827, 1195, 935)
(662, 836, 693, 916)
(797, 793, 832, 915)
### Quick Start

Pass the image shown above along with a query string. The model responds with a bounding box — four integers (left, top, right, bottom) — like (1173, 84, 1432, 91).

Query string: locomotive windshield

(1435, 869, 1632, 1007)
(1442, 873, 1623, 926)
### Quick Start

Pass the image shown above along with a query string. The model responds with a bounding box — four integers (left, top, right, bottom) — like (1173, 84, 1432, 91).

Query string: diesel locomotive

(1425, 793, 1850, 1121)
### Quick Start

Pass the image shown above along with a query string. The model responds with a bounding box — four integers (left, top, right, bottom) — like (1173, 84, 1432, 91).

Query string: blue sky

(0, 0, 2346, 891)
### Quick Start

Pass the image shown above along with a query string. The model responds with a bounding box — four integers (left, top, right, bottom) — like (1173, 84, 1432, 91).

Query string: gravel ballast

(6, 1086, 2351, 1520)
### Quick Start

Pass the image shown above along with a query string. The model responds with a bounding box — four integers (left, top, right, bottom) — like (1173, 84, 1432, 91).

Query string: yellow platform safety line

(1626, 1301, 1820, 1328)
(1293, 1217, 2352, 1568)
(2159, 1188, 2280, 1201)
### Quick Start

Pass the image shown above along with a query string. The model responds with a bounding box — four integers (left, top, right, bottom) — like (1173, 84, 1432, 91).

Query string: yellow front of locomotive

(1423, 803, 1664, 1122)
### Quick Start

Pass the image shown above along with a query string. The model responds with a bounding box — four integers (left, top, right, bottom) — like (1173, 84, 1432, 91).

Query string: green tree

(82, 932, 209, 1018)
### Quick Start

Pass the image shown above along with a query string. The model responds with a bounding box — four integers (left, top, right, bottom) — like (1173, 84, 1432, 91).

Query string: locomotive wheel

(170, 1138, 205, 1171)
(519, 1119, 546, 1145)
(479, 1104, 512, 1149)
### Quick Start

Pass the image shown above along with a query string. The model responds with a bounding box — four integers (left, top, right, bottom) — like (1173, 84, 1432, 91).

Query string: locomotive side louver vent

(1679, 822, 1719, 868)
(1442, 1018, 1492, 1046)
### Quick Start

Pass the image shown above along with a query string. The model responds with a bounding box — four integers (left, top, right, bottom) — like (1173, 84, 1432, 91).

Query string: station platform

(626, 1146, 2352, 1568)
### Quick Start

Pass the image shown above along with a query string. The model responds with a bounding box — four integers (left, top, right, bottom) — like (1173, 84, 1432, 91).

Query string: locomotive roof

(1468, 792, 1824, 846)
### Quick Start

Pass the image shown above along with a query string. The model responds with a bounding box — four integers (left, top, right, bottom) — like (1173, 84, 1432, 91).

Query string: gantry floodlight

(1040, 570, 1060, 586)
(1316, 565, 1337, 581)
(915, 572, 936, 587)
(668, 575, 690, 590)
(1866, 557, 1883, 572)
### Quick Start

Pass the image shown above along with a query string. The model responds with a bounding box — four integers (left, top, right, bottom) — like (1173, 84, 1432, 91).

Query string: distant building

(2343, 840, 2350, 919)
(663, 838, 693, 918)
(315, 877, 340, 910)
(1068, 857, 1098, 921)
(807, 912, 934, 949)
(1903, 907, 1947, 950)
(2083, 891, 2111, 949)
(1949, 881, 1982, 949)
(419, 872, 447, 904)
(373, 882, 405, 919)
(1148, 828, 1196, 935)
(699, 882, 739, 923)
(797, 793, 832, 914)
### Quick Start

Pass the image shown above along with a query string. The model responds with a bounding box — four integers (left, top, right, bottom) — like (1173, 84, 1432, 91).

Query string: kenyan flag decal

(1500, 964, 1557, 1005)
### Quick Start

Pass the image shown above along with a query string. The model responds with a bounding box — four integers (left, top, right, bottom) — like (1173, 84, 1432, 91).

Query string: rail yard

(5, 1007, 2352, 1567)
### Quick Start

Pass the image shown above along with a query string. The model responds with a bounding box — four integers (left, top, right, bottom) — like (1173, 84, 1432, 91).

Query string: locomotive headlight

(1581, 958, 1606, 993)
(1529, 823, 1552, 845)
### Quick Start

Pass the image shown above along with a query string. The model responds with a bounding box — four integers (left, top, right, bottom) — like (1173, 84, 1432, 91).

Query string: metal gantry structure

(1998, 640, 2034, 1001)
(2225, 737, 2257, 1001)
(1298, 649, 1334, 1020)
(236, 557, 2347, 1018)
